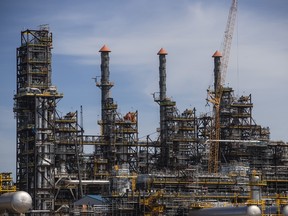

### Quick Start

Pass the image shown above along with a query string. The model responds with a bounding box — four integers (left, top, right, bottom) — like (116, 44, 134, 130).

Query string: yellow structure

(0, 172, 16, 194)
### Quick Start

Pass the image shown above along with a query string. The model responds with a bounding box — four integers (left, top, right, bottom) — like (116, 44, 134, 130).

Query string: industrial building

(9, 1, 288, 215)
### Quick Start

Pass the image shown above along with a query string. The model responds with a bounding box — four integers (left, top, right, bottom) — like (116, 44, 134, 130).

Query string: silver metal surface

(189, 206, 261, 216)
(0, 191, 32, 213)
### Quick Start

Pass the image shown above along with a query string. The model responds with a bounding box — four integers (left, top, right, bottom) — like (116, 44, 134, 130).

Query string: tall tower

(94, 45, 139, 177)
(14, 25, 63, 213)
(96, 45, 117, 173)
(154, 48, 177, 168)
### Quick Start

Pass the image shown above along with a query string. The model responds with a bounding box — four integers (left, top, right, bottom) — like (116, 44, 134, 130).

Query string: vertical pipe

(75, 112, 83, 199)
(43, 99, 48, 190)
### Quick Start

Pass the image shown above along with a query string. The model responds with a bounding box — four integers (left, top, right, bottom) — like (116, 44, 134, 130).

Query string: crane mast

(208, 0, 238, 173)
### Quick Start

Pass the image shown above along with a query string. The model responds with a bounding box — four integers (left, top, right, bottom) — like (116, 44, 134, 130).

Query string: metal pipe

(64, 180, 110, 185)
(205, 140, 261, 143)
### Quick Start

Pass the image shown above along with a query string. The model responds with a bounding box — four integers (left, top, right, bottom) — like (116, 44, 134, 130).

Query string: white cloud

(51, 0, 288, 141)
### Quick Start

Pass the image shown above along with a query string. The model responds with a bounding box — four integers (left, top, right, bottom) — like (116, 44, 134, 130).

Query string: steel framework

(14, 26, 83, 214)
(12, 24, 288, 216)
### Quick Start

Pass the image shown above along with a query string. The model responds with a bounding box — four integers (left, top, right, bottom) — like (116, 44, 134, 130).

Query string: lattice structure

(54, 111, 83, 211)
(14, 26, 62, 213)
(12, 24, 288, 216)
(0, 173, 16, 194)
(13, 26, 85, 214)
(93, 46, 139, 178)
(219, 87, 270, 165)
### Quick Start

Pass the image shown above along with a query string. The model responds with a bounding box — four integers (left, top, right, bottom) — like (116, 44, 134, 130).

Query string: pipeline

(64, 180, 110, 185)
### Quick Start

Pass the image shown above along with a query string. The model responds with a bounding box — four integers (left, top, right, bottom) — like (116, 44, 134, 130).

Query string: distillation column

(14, 25, 63, 213)
(158, 48, 168, 167)
(96, 45, 117, 172)
(156, 48, 176, 168)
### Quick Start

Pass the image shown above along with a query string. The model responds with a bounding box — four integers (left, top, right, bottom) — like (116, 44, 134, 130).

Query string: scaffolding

(54, 111, 83, 211)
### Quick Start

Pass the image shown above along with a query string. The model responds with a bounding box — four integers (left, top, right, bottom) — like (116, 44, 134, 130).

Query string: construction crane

(220, 0, 238, 85)
(208, 0, 238, 173)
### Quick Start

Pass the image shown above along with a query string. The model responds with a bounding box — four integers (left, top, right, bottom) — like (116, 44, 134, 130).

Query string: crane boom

(208, 0, 238, 173)
(220, 0, 238, 85)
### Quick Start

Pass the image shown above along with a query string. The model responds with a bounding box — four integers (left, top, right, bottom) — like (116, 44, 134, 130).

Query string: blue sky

(0, 0, 288, 175)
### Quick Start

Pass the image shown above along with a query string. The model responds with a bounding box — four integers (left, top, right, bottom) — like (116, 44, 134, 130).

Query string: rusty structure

(12, 10, 288, 216)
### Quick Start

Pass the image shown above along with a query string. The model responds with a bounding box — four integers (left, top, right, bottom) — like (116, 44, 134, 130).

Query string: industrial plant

(1, 0, 288, 215)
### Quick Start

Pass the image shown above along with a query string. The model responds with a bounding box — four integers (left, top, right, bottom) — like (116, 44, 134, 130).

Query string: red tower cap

(99, 45, 111, 52)
(212, 50, 222, 57)
(157, 48, 168, 55)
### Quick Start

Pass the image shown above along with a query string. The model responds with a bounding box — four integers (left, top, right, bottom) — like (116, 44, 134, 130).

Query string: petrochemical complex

(1, 0, 288, 215)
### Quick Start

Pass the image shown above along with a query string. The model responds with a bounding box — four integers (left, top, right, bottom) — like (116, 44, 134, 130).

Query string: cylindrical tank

(251, 174, 261, 200)
(189, 205, 261, 216)
(0, 191, 32, 213)
(283, 205, 288, 216)
(247, 205, 261, 216)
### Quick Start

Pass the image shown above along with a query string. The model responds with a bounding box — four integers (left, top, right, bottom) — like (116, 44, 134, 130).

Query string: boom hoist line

(208, 0, 238, 173)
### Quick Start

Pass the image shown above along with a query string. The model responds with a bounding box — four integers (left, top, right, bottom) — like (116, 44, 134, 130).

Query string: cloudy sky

(0, 0, 287, 175)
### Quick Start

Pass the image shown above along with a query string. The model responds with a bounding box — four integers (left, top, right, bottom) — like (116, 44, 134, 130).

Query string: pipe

(64, 180, 110, 185)
(0, 191, 32, 214)
(205, 140, 261, 144)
